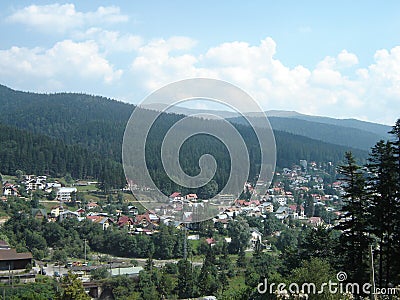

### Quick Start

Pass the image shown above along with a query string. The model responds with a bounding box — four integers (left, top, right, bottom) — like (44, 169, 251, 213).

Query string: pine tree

(367, 140, 398, 287)
(388, 119, 400, 282)
(304, 193, 315, 217)
(336, 152, 371, 284)
(198, 247, 218, 296)
(177, 259, 195, 299)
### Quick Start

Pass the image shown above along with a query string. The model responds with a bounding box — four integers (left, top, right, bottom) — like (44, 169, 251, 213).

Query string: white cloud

(7, 3, 128, 33)
(74, 27, 142, 53)
(132, 37, 213, 90)
(0, 40, 122, 90)
(130, 37, 400, 124)
(0, 24, 399, 124)
(337, 50, 359, 67)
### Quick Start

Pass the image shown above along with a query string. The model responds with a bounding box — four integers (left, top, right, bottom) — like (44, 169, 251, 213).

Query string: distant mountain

(282, 113, 391, 137)
(0, 84, 369, 194)
(228, 116, 386, 151)
(150, 105, 390, 151)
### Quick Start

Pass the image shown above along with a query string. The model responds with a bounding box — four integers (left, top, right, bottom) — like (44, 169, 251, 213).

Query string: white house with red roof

(2, 183, 19, 196)
(288, 204, 306, 219)
(185, 193, 198, 201)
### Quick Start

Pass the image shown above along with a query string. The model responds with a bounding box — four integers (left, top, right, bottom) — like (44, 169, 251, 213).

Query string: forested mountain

(0, 84, 132, 159)
(228, 116, 384, 151)
(284, 113, 391, 137)
(0, 124, 125, 188)
(0, 84, 369, 193)
(142, 104, 390, 151)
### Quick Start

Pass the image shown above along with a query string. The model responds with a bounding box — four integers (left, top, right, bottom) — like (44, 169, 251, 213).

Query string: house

(87, 202, 99, 210)
(261, 202, 274, 213)
(309, 217, 324, 226)
(87, 216, 113, 230)
(57, 187, 77, 202)
(127, 206, 138, 215)
(271, 195, 287, 206)
(288, 204, 305, 219)
(205, 238, 216, 246)
(109, 266, 143, 277)
(24, 175, 47, 191)
(2, 183, 18, 196)
(117, 216, 134, 229)
(250, 228, 263, 248)
(169, 192, 182, 201)
(0, 248, 32, 270)
(31, 208, 47, 220)
(185, 193, 198, 201)
(76, 208, 86, 216)
(59, 210, 80, 220)
(0, 240, 10, 250)
(45, 182, 61, 192)
(50, 205, 64, 217)
(275, 206, 289, 220)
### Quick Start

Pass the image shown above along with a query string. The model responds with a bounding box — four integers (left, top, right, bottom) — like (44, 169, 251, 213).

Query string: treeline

(335, 119, 400, 287)
(1, 202, 185, 261)
(0, 85, 132, 160)
(0, 124, 125, 188)
(0, 84, 369, 196)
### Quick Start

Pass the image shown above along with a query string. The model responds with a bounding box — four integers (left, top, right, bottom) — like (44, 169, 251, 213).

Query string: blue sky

(0, 1, 399, 124)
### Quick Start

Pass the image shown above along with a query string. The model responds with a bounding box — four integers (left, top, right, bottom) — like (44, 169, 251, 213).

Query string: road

(34, 262, 68, 276)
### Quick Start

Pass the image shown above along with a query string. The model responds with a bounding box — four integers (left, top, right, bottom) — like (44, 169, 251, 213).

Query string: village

(0, 159, 346, 290)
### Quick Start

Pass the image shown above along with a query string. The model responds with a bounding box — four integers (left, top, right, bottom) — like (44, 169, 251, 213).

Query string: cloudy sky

(0, 1, 399, 125)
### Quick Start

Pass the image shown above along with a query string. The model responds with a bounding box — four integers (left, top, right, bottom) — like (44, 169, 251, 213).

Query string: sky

(0, 1, 399, 125)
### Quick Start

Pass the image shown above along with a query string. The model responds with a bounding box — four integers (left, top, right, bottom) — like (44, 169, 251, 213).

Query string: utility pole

(183, 223, 187, 260)
(370, 245, 377, 300)
(84, 239, 87, 264)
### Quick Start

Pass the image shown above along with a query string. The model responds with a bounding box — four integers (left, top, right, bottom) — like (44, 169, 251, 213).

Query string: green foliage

(0, 277, 58, 299)
(227, 217, 251, 254)
(90, 266, 110, 280)
(335, 152, 371, 283)
(289, 258, 342, 300)
(52, 249, 68, 264)
(177, 259, 196, 298)
(0, 84, 369, 198)
(58, 271, 90, 300)
(0, 123, 125, 189)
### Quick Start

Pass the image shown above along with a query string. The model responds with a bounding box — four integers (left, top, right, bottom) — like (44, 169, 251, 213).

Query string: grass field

(75, 184, 98, 192)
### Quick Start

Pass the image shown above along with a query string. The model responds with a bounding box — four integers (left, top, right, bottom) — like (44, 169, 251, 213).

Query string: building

(299, 159, 308, 171)
(0, 248, 33, 270)
(31, 208, 47, 220)
(24, 175, 47, 191)
(250, 228, 263, 249)
(261, 202, 274, 213)
(50, 205, 64, 217)
(2, 183, 18, 196)
(57, 187, 77, 202)
(87, 216, 113, 230)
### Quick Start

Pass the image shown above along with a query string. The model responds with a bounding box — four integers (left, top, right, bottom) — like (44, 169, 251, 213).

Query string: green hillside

(0, 84, 369, 195)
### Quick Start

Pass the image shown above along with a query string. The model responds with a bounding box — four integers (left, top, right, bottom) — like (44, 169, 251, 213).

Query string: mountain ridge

(0, 84, 369, 193)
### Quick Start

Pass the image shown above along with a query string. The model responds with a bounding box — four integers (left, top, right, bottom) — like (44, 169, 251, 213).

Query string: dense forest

(0, 124, 125, 189)
(0, 84, 368, 194)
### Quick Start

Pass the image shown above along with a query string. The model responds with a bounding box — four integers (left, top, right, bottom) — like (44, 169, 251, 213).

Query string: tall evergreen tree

(177, 259, 195, 299)
(367, 140, 398, 287)
(388, 119, 400, 282)
(335, 152, 370, 284)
